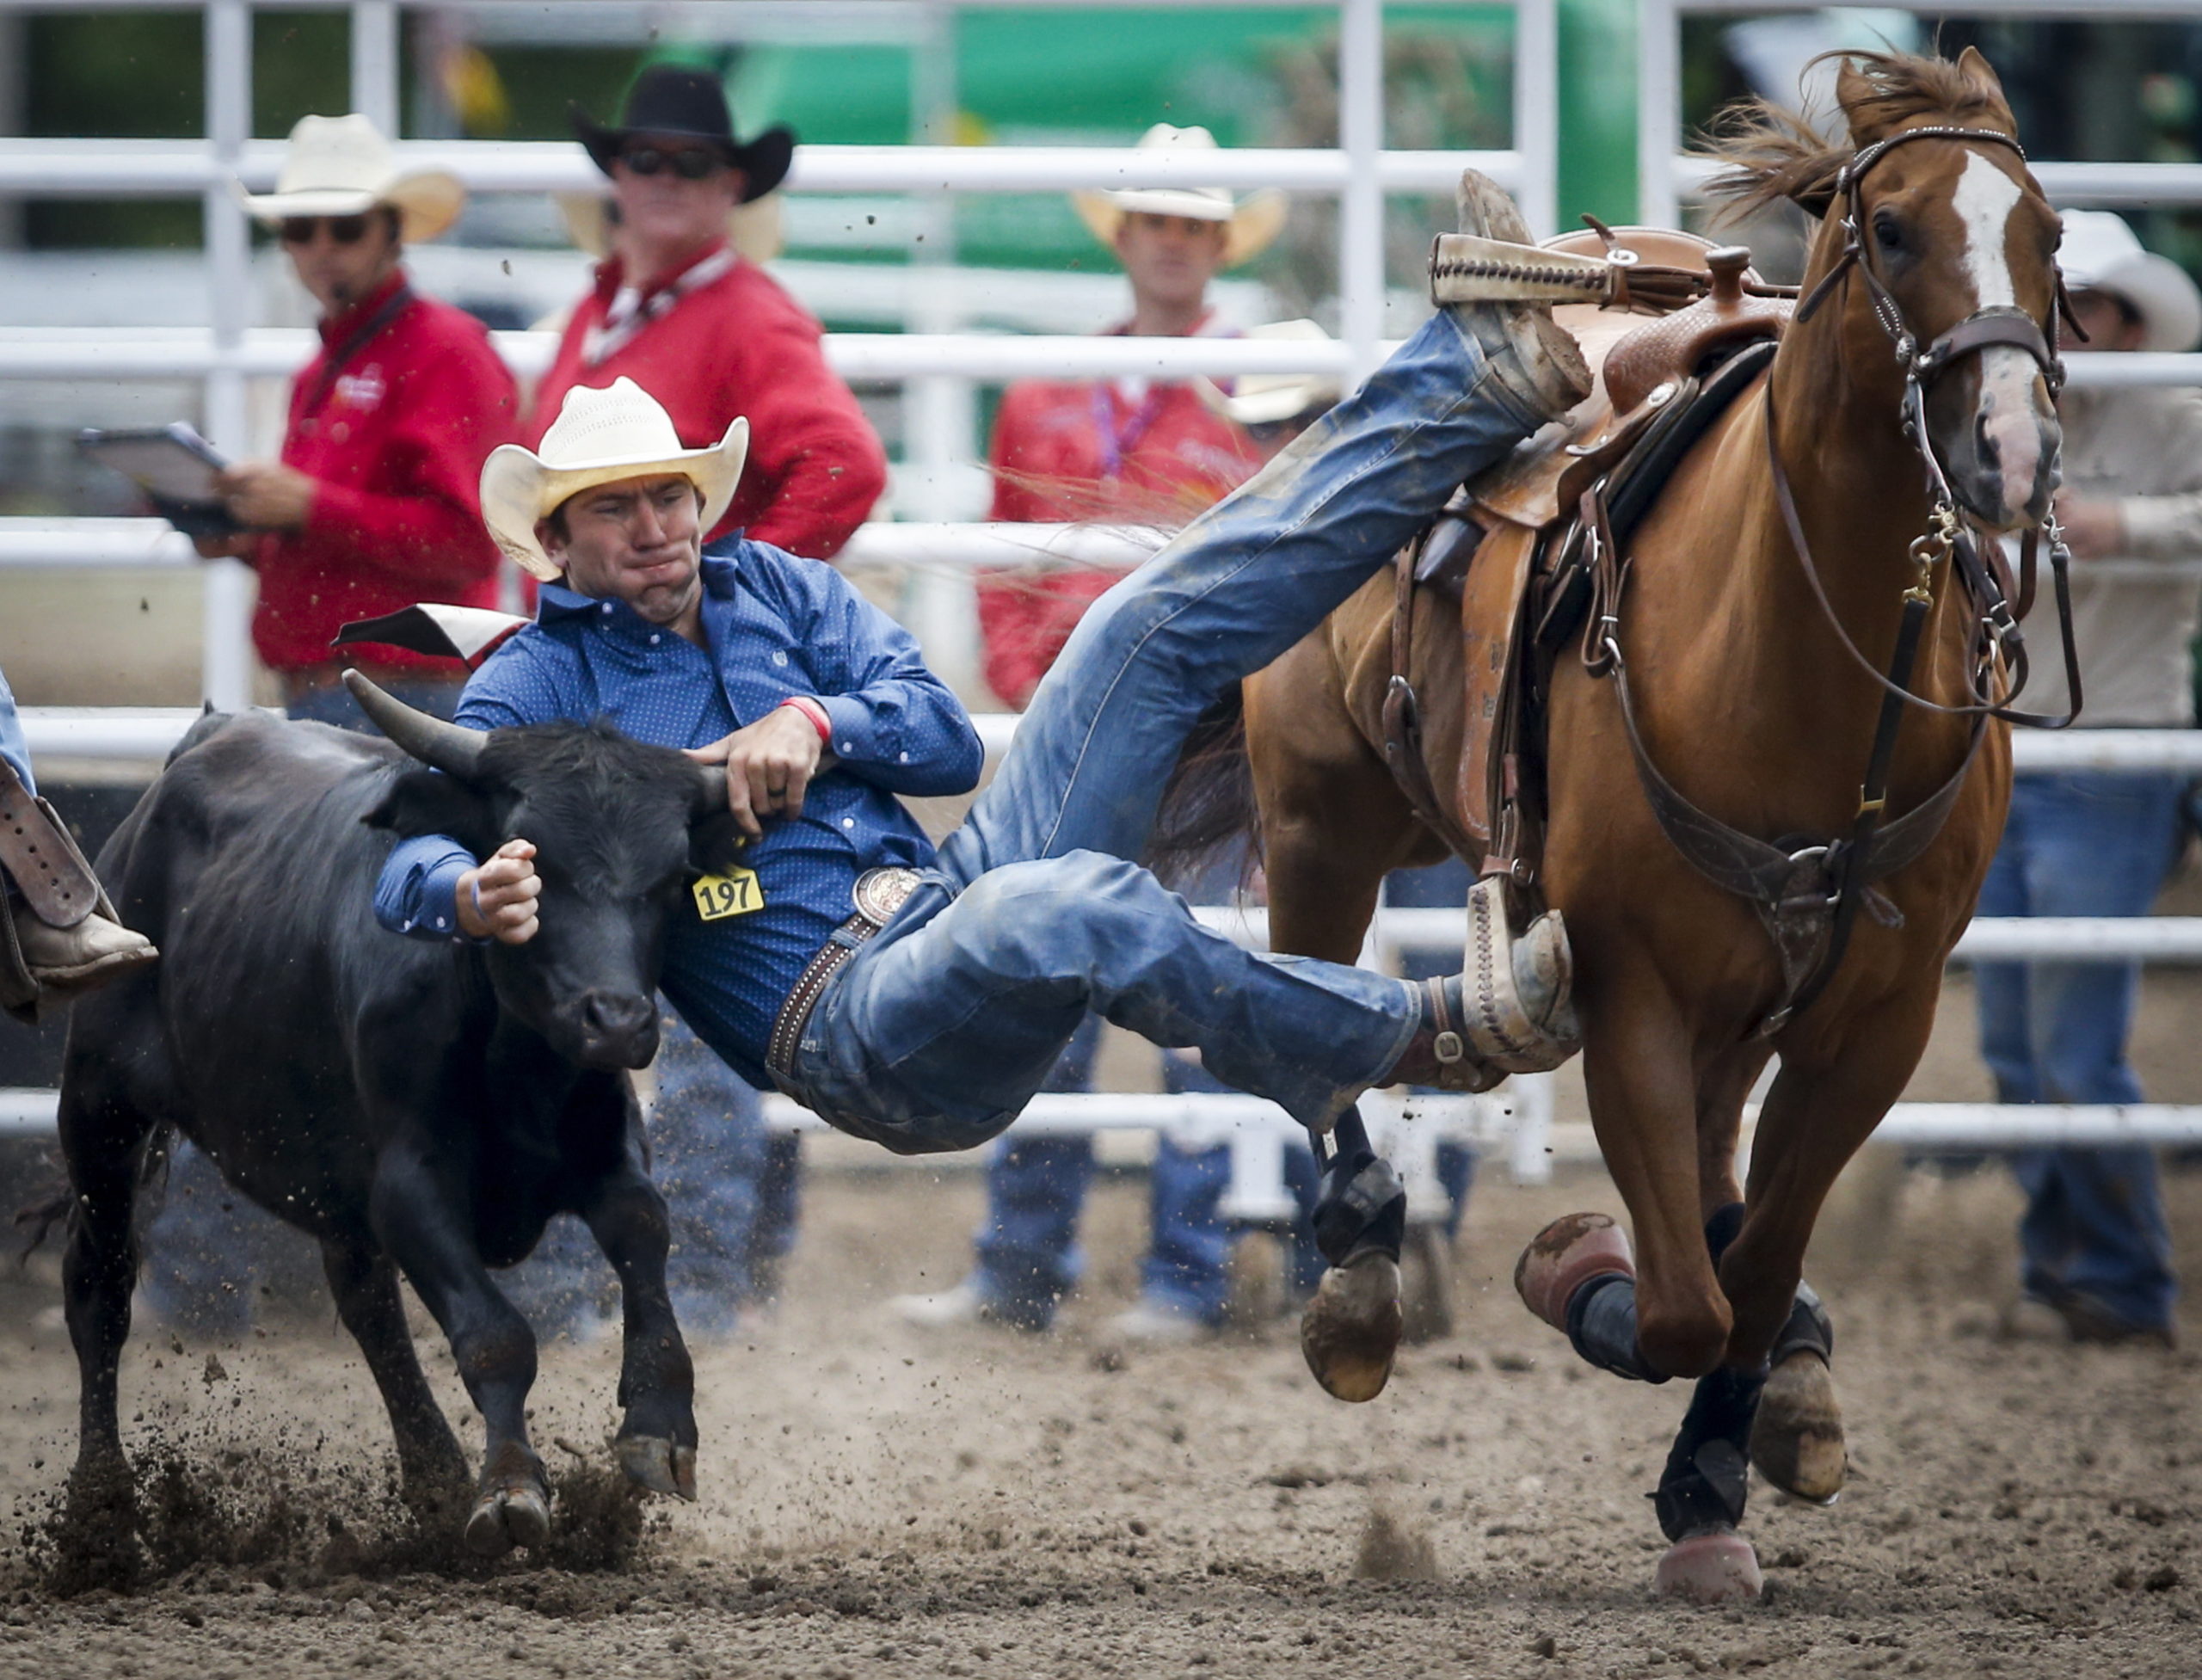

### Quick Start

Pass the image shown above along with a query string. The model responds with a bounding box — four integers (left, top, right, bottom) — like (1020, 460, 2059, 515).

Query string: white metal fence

(8, 1, 2202, 1186)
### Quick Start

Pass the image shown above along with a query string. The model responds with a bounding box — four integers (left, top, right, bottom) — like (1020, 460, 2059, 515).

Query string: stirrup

(1459, 877, 1580, 1074)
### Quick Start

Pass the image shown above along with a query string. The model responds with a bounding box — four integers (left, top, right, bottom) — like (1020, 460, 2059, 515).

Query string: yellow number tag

(691, 867, 766, 922)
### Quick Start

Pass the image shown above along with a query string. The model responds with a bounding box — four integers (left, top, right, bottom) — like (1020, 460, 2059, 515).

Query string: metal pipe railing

(2, 327, 2189, 386)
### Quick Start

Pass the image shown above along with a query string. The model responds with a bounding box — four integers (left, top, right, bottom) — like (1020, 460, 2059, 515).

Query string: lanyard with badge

(1091, 381, 1167, 483)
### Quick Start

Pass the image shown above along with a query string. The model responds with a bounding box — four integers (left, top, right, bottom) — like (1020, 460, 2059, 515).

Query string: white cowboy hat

(1199, 319, 1343, 427)
(1072, 123, 1287, 269)
(241, 114, 465, 244)
(555, 189, 786, 265)
(2058, 209, 2202, 354)
(479, 378, 748, 582)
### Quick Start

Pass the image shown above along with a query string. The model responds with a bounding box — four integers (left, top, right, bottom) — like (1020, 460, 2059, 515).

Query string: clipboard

(76, 423, 240, 538)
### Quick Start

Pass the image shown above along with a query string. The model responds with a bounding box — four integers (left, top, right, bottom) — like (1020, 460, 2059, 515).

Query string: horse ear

(1832, 57, 1885, 145)
(1953, 46, 2013, 123)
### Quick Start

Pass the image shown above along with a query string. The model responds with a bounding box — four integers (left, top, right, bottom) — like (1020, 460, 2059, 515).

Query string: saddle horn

(343, 669, 489, 782)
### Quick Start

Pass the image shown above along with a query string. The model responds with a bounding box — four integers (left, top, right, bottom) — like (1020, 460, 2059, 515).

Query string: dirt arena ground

(0, 1055, 2197, 1678)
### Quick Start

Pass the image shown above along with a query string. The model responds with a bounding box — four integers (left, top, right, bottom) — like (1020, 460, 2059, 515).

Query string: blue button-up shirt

(376, 538, 984, 1089)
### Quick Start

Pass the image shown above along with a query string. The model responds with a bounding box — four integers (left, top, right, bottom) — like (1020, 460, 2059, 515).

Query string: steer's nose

(575, 989, 659, 1069)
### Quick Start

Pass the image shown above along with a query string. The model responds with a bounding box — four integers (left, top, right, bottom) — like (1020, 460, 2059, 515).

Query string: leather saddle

(1381, 230, 1793, 877)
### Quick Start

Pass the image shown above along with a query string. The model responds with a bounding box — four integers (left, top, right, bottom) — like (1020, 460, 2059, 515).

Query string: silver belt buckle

(852, 867, 920, 929)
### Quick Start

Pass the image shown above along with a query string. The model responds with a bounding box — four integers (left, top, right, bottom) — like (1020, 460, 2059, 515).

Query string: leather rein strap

(1381, 542, 1484, 860)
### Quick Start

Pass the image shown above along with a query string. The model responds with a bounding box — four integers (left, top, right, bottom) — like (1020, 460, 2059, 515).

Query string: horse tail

(1145, 684, 1264, 891)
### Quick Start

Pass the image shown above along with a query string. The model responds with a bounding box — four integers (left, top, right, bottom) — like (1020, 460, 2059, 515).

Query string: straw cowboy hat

(241, 114, 464, 244)
(479, 378, 748, 582)
(1199, 319, 1343, 427)
(1072, 123, 1287, 268)
(569, 65, 796, 204)
(2059, 209, 2202, 354)
(555, 188, 785, 266)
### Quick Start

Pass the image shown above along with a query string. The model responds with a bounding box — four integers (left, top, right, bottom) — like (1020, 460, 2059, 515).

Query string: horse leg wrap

(1703, 1200, 1746, 1264)
(1652, 1362, 1766, 1542)
(1565, 1273, 1670, 1383)
(1310, 1107, 1406, 1267)
(1770, 1279, 1835, 1367)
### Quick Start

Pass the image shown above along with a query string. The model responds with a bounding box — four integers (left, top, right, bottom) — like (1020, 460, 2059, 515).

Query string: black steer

(57, 675, 741, 1558)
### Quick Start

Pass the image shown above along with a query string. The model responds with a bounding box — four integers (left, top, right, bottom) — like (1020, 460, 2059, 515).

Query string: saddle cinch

(1381, 230, 1792, 885)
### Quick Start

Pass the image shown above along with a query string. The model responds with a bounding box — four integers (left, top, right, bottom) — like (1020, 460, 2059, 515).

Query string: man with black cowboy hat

(371, 177, 1589, 1373)
(535, 65, 886, 560)
(517, 67, 889, 1335)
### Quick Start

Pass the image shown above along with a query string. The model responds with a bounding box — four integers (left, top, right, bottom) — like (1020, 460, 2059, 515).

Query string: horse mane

(1695, 50, 2014, 224)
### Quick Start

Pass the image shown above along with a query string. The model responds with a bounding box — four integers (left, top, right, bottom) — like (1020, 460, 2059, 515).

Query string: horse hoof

(1514, 1210, 1633, 1332)
(615, 1435, 698, 1502)
(1655, 1530, 1763, 1604)
(1750, 1350, 1846, 1503)
(1301, 1251, 1403, 1402)
(464, 1480, 551, 1558)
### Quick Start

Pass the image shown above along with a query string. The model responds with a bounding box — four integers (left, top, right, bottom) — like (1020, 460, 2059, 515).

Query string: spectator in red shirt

(197, 114, 518, 728)
(895, 127, 1290, 1345)
(534, 66, 886, 560)
(975, 122, 1282, 709)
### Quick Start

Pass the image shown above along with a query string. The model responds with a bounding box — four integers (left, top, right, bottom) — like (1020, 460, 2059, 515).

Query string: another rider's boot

(1381, 877, 1579, 1092)
(1433, 169, 1591, 422)
(0, 760, 155, 1019)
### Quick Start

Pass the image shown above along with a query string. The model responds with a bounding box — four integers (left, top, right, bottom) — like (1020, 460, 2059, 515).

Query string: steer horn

(691, 766, 729, 817)
(343, 669, 489, 781)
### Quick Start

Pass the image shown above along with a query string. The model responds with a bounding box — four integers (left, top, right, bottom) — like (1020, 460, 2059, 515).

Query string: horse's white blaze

(1953, 151, 2045, 522)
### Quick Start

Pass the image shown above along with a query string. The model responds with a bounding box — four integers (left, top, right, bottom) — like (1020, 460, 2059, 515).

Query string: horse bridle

(1589, 122, 2088, 1035)
(1779, 121, 2085, 731)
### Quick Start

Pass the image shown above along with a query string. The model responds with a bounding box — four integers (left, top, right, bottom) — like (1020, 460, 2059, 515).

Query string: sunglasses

(620, 145, 726, 182)
(280, 214, 372, 246)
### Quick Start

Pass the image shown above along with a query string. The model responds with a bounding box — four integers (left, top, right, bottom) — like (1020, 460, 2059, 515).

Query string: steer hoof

(615, 1435, 698, 1502)
(464, 1477, 551, 1559)
(1300, 1251, 1403, 1403)
(1654, 1530, 1763, 1604)
(1750, 1349, 1846, 1504)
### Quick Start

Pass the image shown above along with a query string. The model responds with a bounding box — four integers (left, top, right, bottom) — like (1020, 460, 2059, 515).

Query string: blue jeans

(140, 680, 469, 1328)
(0, 662, 32, 794)
(1975, 770, 2184, 1331)
(504, 1006, 769, 1338)
(790, 311, 1547, 1152)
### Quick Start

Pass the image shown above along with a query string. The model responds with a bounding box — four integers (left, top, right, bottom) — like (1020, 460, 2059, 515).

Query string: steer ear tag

(692, 867, 766, 921)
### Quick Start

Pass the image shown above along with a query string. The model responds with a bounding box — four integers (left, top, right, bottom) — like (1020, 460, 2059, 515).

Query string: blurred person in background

(148, 113, 517, 1339)
(1980, 209, 2202, 1349)
(1201, 341, 1478, 1316)
(512, 66, 889, 1342)
(892, 147, 1288, 1344)
(198, 113, 516, 725)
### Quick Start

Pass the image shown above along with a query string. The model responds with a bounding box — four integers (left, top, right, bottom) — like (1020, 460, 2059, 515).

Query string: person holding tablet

(195, 112, 518, 727)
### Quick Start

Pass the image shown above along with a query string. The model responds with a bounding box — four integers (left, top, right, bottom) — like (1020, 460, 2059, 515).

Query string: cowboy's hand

(685, 706, 833, 841)
(191, 532, 256, 560)
(2054, 491, 2125, 561)
(216, 460, 317, 531)
(456, 840, 541, 945)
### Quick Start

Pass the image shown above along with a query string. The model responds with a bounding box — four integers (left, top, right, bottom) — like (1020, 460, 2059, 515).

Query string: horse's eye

(1873, 211, 1904, 252)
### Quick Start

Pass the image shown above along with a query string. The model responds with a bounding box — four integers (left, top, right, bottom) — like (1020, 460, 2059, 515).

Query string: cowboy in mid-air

(373, 172, 1584, 1168)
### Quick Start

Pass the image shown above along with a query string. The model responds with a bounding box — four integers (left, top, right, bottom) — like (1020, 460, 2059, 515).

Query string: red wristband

(779, 695, 833, 745)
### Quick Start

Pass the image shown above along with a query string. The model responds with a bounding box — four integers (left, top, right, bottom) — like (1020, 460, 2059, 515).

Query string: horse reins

(1592, 122, 2086, 1034)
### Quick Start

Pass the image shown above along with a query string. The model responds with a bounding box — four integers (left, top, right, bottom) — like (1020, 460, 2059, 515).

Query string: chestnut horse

(1169, 50, 2064, 1596)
